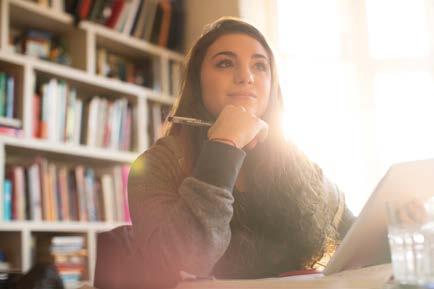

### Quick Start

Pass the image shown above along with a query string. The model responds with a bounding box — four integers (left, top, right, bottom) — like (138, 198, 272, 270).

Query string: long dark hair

(164, 17, 338, 271)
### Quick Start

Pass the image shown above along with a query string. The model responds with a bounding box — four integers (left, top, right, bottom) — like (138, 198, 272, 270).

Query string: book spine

(101, 174, 114, 222)
(6, 76, 15, 118)
(0, 72, 6, 117)
(74, 98, 83, 145)
(84, 168, 97, 221)
(75, 166, 88, 222)
(28, 163, 43, 221)
(3, 179, 12, 221)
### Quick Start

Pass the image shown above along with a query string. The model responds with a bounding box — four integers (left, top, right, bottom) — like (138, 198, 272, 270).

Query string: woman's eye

(216, 59, 233, 68)
(254, 62, 268, 71)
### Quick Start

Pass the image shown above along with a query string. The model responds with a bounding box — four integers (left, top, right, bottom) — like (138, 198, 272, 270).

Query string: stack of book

(0, 72, 16, 119)
(0, 71, 23, 137)
(9, 28, 71, 65)
(3, 158, 130, 223)
(96, 47, 155, 89)
(34, 79, 82, 145)
(67, 0, 184, 51)
(50, 236, 86, 289)
(31, 0, 65, 12)
(83, 95, 134, 151)
(34, 78, 135, 151)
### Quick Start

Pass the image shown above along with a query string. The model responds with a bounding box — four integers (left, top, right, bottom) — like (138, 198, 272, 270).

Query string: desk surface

(175, 264, 393, 289)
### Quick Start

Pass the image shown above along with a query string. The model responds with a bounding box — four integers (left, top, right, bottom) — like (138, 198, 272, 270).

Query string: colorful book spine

(28, 163, 43, 221)
(6, 76, 15, 118)
(3, 179, 12, 221)
(0, 73, 6, 117)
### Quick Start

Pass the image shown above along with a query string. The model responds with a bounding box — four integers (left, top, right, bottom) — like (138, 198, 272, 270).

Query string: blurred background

(186, 0, 434, 215)
(1, 0, 433, 286)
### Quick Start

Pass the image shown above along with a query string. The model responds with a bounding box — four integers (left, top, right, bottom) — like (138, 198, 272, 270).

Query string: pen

(168, 116, 214, 127)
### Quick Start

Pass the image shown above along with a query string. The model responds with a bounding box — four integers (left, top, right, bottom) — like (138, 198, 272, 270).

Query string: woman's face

(200, 33, 272, 118)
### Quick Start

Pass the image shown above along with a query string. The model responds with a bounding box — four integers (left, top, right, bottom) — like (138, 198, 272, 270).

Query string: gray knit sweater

(127, 135, 354, 288)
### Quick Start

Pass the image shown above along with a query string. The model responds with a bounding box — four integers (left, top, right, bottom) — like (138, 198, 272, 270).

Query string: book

(48, 163, 58, 221)
(133, 0, 150, 39)
(0, 73, 6, 117)
(12, 166, 26, 221)
(101, 174, 115, 222)
(122, 0, 141, 35)
(28, 163, 43, 221)
(143, 0, 159, 41)
(23, 29, 53, 59)
(112, 166, 124, 222)
(77, 0, 93, 20)
(88, 0, 105, 22)
(158, 0, 172, 47)
(167, 0, 184, 51)
(3, 179, 12, 221)
(0, 126, 24, 138)
(75, 166, 88, 221)
(5, 75, 15, 119)
(58, 166, 70, 221)
(105, 0, 125, 29)
(33, 94, 41, 137)
(84, 168, 97, 221)
(73, 97, 83, 145)
(150, 0, 164, 44)
(67, 170, 79, 221)
(36, 157, 51, 221)
(114, 1, 131, 32)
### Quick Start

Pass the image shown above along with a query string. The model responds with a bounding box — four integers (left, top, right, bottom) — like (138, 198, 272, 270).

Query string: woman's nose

(234, 65, 254, 84)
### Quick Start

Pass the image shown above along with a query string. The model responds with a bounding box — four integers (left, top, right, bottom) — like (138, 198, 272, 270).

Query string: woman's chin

(227, 99, 258, 114)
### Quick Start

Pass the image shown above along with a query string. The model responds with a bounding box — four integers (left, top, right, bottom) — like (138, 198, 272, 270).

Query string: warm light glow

(277, 0, 341, 58)
(277, 0, 434, 214)
(374, 70, 434, 171)
(278, 59, 370, 213)
(365, 0, 430, 58)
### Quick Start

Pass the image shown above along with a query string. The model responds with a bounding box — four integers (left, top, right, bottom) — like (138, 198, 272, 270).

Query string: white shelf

(0, 51, 177, 104)
(80, 21, 184, 62)
(0, 117, 21, 128)
(0, 0, 185, 279)
(8, 0, 73, 33)
(146, 91, 176, 105)
(0, 221, 128, 232)
(0, 136, 138, 163)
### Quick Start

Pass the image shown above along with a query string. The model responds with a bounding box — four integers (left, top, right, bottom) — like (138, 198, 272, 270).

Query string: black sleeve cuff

(192, 140, 246, 191)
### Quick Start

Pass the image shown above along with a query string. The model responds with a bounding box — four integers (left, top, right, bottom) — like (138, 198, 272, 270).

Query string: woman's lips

(227, 91, 257, 99)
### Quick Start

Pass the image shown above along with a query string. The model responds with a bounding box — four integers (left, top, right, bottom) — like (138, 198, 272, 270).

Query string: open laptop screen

(324, 159, 434, 275)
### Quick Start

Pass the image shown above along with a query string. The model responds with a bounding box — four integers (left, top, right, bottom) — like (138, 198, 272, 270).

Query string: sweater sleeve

(127, 138, 246, 288)
(323, 177, 356, 240)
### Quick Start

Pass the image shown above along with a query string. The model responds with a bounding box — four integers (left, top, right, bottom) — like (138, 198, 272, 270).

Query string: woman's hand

(395, 199, 428, 225)
(207, 105, 269, 150)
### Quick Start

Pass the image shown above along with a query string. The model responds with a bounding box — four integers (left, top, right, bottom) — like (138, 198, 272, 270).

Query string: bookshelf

(0, 0, 184, 287)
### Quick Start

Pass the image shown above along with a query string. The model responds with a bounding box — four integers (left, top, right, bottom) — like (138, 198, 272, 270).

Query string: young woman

(126, 17, 354, 289)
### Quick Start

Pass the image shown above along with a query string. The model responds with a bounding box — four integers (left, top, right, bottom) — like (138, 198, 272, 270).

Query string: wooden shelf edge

(8, 0, 73, 25)
(0, 221, 130, 231)
(0, 136, 138, 163)
(0, 117, 21, 128)
(80, 21, 184, 62)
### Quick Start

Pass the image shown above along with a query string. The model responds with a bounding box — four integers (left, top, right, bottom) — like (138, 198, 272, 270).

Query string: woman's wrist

(209, 137, 238, 149)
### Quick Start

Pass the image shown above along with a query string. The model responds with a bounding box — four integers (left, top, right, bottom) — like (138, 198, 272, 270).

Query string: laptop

(323, 158, 434, 275)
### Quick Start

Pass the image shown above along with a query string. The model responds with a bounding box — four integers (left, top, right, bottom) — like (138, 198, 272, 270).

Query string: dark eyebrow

(252, 53, 269, 61)
(211, 51, 269, 62)
(211, 51, 236, 59)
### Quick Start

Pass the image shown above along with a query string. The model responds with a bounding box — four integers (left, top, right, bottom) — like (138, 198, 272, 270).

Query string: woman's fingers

(208, 105, 269, 149)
